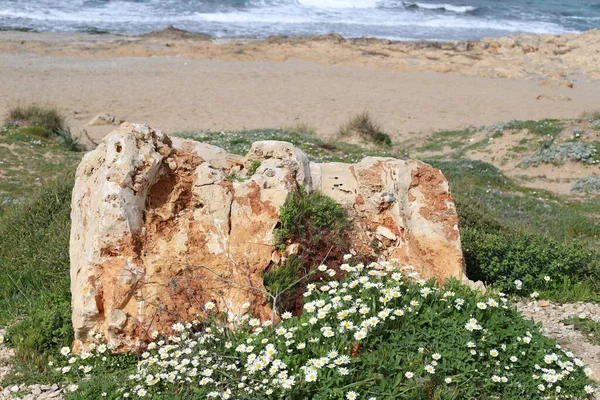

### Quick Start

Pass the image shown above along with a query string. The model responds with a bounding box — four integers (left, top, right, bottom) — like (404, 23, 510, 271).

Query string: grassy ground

(1, 120, 599, 391)
(0, 124, 81, 210)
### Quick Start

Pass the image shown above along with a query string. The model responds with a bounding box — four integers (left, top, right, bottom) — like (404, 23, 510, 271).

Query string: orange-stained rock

(70, 124, 465, 350)
(311, 158, 464, 282)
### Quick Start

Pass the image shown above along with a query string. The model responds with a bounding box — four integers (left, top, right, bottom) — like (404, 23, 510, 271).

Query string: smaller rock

(559, 80, 574, 88)
(538, 79, 552, 87)
(538, 300, 550, 307)
(87, 113, 125, 126)
(536, 94, 572, 101)
(285, 243, 301, 256)
(271, 250, 282, 265)
(463, 278, 486, 292)
(376, 226, 397, 241)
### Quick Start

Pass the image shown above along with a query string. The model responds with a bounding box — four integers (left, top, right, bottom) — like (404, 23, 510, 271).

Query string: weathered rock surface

(311, 157, 463, 282)
(70, 124, 464, 350)
(86, 113, 125, 127)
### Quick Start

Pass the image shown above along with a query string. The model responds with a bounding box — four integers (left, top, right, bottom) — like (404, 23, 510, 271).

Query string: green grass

(56, 127, 83, 152)
(0, 177, 73, 323)
(0, 178, 74, 380)
(0, 125, 82, 207)
(501, 119, 564, 136)
(414, 128, 476, 153)
(561, 317, 600, 345)
(176, 128, 406, 162)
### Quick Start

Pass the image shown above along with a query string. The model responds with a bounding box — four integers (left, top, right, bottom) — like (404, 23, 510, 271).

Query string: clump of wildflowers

(55, 258, 596, 399)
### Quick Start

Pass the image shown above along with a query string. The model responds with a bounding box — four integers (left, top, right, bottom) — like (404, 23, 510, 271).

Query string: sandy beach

(1, 29, 600, 142)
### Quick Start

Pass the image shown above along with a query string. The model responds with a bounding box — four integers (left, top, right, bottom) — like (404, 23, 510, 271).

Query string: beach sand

(0, 29, 599, 143)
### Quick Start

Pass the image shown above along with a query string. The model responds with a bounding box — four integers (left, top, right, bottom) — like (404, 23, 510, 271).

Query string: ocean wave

(0, 0, 587, 39)
(0, 7, 571, 35)
(297, 0, 380, 9)
(404, 2, 477, 13)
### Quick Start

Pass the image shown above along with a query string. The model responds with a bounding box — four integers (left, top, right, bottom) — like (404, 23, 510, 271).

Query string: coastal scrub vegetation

(274, 186, 350, 252)
(572, 175, 600, 194)
(499, 119, 564, 137)
(519, 142, 599, 167)
(32, 261, 600, 399)
(1, 123, 599, 397)
(177, 128, 402, 163)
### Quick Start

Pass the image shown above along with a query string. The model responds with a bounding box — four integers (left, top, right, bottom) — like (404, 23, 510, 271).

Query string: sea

(0, 0, 599, 41)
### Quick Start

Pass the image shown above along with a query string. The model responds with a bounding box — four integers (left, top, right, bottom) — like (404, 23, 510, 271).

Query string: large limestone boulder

(70, 123, 464, 350)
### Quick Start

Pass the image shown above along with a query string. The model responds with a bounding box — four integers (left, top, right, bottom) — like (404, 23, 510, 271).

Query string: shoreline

(0, 28, 599, 81)
(0, 28, 599, 143)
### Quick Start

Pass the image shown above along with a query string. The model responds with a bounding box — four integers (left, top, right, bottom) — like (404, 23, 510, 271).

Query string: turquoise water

(0, 0, 598, 40)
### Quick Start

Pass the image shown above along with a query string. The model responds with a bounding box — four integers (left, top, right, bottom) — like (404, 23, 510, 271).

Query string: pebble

(0, 329, 64, 400)
(517, 300, 600, 399)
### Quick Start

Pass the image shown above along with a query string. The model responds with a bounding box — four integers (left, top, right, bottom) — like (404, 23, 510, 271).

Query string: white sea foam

(297, 0, 381, 9)
(0, 0, 590, 39)
(412, 2, 476, 13)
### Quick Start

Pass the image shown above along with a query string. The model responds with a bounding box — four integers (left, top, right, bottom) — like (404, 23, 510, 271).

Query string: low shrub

(520, 142, 598, 167)
(274, 186, 350, 251)
(267, 186, 351, 313)
(572, 175, 600, 194)
(54, 259, 597, 399)
(461, 227, 600, 295)
(338, 112, 392, 147)
(5, 104, 65, 137)
(262, 255, 304, 314)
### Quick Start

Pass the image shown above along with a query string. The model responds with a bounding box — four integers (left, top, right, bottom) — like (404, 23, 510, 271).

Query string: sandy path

(1, 53, 600, 142)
